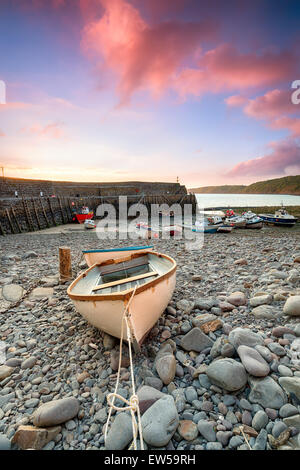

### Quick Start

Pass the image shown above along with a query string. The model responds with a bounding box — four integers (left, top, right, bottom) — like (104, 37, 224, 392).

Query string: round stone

(283, 296, 300, 316)
(32, 397, 80, 427)
(2, 284, 24, 303)
(237, 345, 270, 377)
(206, 358, 247, 392)
(141, 395, 179, 447)
(155, 354, 176, 385)
(178, 420, 198, 441)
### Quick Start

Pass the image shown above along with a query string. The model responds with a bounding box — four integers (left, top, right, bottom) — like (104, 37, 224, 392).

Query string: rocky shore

(0, 227, 300, 451)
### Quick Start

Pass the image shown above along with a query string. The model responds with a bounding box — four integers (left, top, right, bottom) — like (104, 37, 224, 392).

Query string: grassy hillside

(190, 184, 246, 194)
(243, 176, 300, 194)
(190, 175, 300, 195)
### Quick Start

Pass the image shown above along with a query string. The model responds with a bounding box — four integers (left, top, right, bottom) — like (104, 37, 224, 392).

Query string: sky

(0, 0, 300, 187)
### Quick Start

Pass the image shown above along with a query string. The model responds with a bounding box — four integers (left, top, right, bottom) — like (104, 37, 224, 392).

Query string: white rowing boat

(67, 251, 177, 347)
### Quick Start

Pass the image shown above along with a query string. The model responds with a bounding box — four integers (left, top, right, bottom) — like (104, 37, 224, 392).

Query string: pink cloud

(174, 45, 298, 98)
(225, 89, 300, 137)
(270, 116, 300, 137)
(244, 89, 298, 120)
(81, 0, 217, 104)
(80, 1, 299, 104)
(227, 139, 300, 178)
(225, 94, 248, 107)
(0, 129, 5, 136)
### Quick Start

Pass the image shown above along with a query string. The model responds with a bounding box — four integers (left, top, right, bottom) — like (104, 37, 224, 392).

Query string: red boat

(72, 206, 94, 224)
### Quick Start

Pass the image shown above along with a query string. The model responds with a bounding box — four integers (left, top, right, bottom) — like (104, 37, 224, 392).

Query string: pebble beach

(1, 225, 300, 451)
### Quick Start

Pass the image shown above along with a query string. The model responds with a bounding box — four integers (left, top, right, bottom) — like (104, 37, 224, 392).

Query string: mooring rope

(104, 286, 144, 450)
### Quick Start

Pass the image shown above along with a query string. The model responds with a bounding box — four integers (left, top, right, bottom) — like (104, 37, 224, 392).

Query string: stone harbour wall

(0, 191, 196, 235)
(0, 178, 186, 198)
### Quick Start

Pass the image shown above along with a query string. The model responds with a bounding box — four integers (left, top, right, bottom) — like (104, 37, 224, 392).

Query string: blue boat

(192, 226, 219, 234)
(259, 208, 297, 227)
(182, 219, 219, 234)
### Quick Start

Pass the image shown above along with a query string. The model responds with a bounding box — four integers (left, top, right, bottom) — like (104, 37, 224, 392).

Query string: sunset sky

(0, 0, 300, 187)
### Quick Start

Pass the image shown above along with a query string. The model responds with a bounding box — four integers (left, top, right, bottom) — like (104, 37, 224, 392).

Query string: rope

(239, 425, 252, 450)
(104, 287, 144, 450)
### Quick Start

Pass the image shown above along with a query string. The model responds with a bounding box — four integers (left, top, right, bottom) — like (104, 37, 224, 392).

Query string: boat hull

(259, 215, 297, 227)
(83, 246, 154, 267)
(217, 226, 233, 233)
(68, 252, 176, 345)
(74, 212, 94, 224)
(245, 221, 263, 229)
(192, 227, 218, 233)
(224, 220, 246, 229)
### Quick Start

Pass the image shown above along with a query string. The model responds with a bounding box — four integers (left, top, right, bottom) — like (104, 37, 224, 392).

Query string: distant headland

(189, 175, 300, 195)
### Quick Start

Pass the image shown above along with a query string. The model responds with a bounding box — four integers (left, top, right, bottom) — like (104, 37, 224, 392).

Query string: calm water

(195, 193, 300, 209)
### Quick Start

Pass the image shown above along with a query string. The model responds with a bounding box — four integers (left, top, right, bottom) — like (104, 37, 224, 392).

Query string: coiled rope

(104, 286, 144, 450)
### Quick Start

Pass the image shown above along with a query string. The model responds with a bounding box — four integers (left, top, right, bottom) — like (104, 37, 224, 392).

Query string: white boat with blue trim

(259, 208, 297, 227)
(67, 250, 177, 347)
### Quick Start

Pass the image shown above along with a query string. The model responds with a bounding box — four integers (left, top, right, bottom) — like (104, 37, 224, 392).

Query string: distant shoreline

(189, 175, 300, 196)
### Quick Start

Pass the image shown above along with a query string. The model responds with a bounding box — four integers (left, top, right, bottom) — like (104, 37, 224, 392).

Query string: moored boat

(182, 218, 219, 233)
(192, 225, 219, 234)
(245, 218, 263, 229)
(72, 206, 94, 224)
(242, 211, 263, 229)
(83, 245, 154, 267)
(67, 251, 177, 346)
(259, 208, 298, 227)
(224, 215, 246, 229)
(84, 219, 96, 230)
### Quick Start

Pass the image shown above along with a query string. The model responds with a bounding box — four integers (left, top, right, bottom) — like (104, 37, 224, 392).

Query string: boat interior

(71, 253, 174, 296)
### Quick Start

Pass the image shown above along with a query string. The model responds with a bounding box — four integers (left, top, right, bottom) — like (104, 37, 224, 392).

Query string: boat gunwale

(82, 245, 154, 254)
(67, 251, 177, 302)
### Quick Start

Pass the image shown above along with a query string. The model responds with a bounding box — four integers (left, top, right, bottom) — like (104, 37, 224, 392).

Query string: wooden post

(48, 197, 56, 225)
(22, 198, 35, 232)
(11, 208, 22, 233)
(59, 246, 72, 283)
(40, 198, 51, 228)
(5, 208, 16, 234)
(32, 198, 41, 230)
(58, 197, 66, 224)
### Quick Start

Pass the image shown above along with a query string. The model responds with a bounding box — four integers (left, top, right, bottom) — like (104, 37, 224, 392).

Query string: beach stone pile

(0, 229, 300, 450)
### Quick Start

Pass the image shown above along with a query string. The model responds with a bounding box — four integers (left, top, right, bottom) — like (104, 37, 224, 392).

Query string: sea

(195, 193, 300, 209)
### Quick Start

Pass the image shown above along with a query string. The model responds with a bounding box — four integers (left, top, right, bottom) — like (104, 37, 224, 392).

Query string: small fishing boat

(182, 219, 219, 234)
(83, 245, 154, 267)
(259, 208, 298, 227)
(206, 215, 223, 225)
(224, 215, 246, 229)
(72, 206, 94, 224)
(192, 225, 219, 234)
(241, 212, 263, 229)
(245, 217, 263, 229)
(84, 219, 96, 230)
(67, 251, 177, 347)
